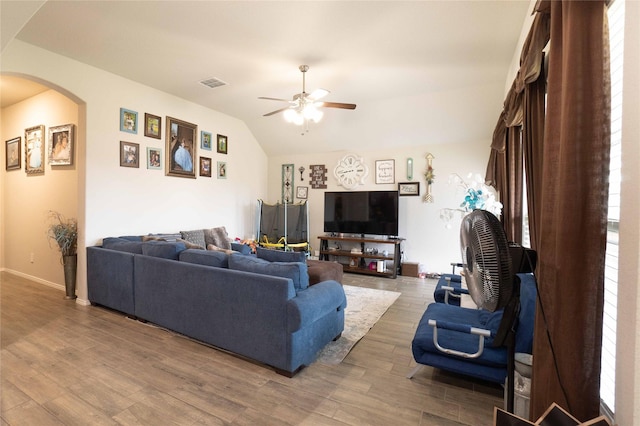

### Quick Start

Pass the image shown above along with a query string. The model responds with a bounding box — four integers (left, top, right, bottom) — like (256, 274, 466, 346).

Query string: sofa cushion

(141, 241, 186, 260)
(204, 227, 231, 250)
(179, 249, 230, 268)
(180, 229, 207, 248)
(228, 255, 309, 291)
(256, 247, 306, 263)
(102, 237, 144, 254)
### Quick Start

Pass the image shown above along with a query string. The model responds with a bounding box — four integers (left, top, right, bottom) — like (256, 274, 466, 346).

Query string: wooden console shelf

(318, 236, 404, 278)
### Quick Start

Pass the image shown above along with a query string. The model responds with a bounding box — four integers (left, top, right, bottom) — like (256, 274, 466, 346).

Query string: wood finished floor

(0, 271, 502, 425)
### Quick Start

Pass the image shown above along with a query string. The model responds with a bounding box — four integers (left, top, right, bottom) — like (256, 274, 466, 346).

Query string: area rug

(316, 285, 401, 365)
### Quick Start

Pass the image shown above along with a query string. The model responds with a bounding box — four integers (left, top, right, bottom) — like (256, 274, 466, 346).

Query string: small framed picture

(398, 181, 420, 196)
(120, 141, 140, 168)
(147, 147, 162, 169)
(25, 124, 45, 174)
(201, 131, 212, 150)
(48, 123, 75, 166)
(144, 113, 161, 139)
(375, 159, 395, 184)
(217, 161, 227, 179)
(120, 108, 138, 134)
(217, 134, 228, 154)
(5, 137, 21, 171)
(296, 186, 308, 199)
(200, 157, 212, 177)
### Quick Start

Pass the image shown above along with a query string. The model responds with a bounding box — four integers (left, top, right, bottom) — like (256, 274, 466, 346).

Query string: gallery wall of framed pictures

(118, 107, 230, 180)
(5, 123, 76, 173)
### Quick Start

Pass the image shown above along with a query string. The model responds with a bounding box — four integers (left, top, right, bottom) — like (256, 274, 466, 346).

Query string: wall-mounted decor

(120, 141, 139, 168)
(282, 164, 294, 202)
(398, 182, 420, 196)
(334, 154, 368, 190)
(25, 124, 45, 174)
(201, 131, 212, 150)
(217, 134, 228, 154)
(144, 113, 161, 139)
(309, 164, 327, 189)
(147, 147, 162, 169)
(5, 137, 21, 171)
(166, 116, 197, 178)
(120, 108, 138, 134)
(296, 186, 308, 200)
(375, 159, 395, 184)
(406, 157, 413, 180)
(200, 157, 212, 177)
(217, 161, 227, 179)
(424, 153, 435, 203)
(48, 123, 75, 166)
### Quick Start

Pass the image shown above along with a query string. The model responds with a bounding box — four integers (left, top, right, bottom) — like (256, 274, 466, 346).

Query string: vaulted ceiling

(1, 1, 530, 156)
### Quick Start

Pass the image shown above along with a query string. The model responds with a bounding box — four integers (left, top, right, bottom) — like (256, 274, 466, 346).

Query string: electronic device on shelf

(323, 190, 399, 237)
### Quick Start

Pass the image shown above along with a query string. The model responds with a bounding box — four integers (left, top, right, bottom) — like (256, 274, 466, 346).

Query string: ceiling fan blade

(258, 96, 290, 102)
(309, 88, 329, 101)
(320, 102, 357, 110)
(263, 106, 291, 117)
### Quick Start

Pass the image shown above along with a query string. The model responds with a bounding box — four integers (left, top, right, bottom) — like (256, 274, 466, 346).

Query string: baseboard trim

(1, 269, 90, 306)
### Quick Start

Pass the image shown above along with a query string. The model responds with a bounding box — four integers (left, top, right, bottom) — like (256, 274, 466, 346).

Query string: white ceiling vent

(199, 77, 227, 89)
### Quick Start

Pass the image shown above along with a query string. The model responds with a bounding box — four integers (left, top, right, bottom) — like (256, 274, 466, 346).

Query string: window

(601, 0, 625, 416)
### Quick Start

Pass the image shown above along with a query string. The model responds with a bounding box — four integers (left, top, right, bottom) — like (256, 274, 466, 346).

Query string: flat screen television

(324, 190, 399, 237)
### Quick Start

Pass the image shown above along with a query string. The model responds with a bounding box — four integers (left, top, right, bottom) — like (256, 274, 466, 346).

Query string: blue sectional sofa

(87, 237, 346, 376)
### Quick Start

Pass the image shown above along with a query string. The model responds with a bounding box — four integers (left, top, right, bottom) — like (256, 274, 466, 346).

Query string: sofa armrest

(427, 319, 492, 359)
(286, 280, 346, 332)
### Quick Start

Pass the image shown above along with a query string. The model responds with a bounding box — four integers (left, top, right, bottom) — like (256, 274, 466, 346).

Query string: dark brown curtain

(503, 126, 523, 243)
(522, 59, 546, 252)
(530, 0, 610, 421)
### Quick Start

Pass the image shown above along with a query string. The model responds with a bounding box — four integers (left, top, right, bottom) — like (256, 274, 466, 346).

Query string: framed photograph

(296, 186, 308, 199)
(120, 108, 138, 134)
(217, 134, 228, 154)
(25, 125, 45, 174)
(144, 113, 161, 139)
(217, 161, 227, 179)
(5, 137, 21, 171)
(398, 181, 420, 196)
(48, 123, 75, 166)
(120, 141, 140, 168)
(200, 157, 212, 177)
(375, 159, 395, 184)
(147, 147, 162, 169)
(166, 116, 197, 178)
(201, 131, 212, 150)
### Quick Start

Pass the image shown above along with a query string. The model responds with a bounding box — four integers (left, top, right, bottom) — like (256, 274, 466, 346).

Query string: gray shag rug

(316, 284, 401, 365)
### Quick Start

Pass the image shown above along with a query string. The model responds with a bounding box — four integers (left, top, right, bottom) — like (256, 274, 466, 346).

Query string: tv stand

(318, 235, 404, 278)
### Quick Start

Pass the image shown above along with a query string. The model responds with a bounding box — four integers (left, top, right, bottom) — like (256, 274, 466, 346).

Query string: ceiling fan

(259, 65, 356, 132)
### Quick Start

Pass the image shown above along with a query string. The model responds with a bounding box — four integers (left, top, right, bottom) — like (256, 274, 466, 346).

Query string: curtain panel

(530, 0, 610, 421)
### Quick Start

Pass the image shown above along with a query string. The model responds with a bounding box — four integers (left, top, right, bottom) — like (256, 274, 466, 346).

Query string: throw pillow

(228, 255, 309, 291)
(180, 229, 207, 248)
(256, 247, 306, 263)
(203, 226, 232, 250)
(147, 232, 182, 242)
(176, 238, 205, 250)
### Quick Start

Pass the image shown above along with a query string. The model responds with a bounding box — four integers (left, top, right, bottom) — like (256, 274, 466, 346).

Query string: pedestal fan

(460, 209, 521, 412)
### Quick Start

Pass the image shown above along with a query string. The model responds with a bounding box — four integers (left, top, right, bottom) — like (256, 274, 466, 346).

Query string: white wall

(1, 40, 268, 303)
(267, 141, 492, 274)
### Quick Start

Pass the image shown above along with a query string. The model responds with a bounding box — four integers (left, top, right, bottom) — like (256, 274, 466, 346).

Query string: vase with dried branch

(46, 210, 78, 299)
